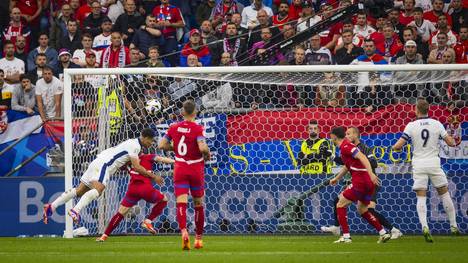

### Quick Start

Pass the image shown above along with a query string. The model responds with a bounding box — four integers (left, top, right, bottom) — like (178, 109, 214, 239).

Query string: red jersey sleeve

(342, 143, 360, 159)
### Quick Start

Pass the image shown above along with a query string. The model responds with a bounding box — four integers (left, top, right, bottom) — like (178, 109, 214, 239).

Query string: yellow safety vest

(97, 86, 122, 133)
(299, 138, 332, 174)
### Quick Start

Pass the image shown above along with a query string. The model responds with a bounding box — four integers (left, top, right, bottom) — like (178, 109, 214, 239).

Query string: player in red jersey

(96, 154, 174, 242)
(329, 127, 391, 244)
(158, 100, 211, 250)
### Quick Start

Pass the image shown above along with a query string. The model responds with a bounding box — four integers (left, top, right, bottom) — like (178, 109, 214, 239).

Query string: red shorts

(173, 162, 204, 198)
(121, 181, 165, 207)
(342, 183, 375, 206)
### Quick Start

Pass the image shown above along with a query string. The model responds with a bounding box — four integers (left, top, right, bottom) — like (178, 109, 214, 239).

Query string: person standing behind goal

(393, 98, 459, 242)
(158, 100, 211, 250)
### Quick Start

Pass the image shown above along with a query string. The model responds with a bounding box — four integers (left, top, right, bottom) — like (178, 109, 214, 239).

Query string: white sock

(416, 196, 428, 229)
(440, 192, 457, 228)
(379, 229, 387, 235)
(343, 233, 351, 239)
(73, 189, 99, 213)
(51, 188, 77, 210)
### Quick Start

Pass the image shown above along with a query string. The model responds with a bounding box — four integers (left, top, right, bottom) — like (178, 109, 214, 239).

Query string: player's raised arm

(155, 155, 175, 164)
(392, 138, 407, 151)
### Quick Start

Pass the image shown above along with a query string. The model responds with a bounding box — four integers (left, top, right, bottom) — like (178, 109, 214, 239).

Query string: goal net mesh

(68, 68, 468, 236)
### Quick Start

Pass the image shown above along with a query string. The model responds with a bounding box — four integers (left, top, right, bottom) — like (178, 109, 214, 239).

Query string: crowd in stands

(0, 0, 466, 123)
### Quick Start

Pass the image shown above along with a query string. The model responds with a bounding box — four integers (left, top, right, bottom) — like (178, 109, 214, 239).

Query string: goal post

(63, 64, 468, 238)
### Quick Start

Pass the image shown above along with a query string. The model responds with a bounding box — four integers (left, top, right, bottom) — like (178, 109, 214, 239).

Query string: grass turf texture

(0, 235, 467, 263)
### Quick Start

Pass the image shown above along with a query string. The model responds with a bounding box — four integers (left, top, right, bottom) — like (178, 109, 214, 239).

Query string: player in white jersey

(392, 98, 459, 242)
(43, 128, 163, 225)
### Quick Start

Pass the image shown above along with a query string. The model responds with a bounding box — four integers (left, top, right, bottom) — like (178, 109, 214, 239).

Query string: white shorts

(412, 166, 448, 190)
(80, 158, 110, 187)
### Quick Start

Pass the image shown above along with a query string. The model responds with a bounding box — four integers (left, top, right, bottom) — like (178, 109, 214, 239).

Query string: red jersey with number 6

(340, 139, 372, 187)
(165, 120, 205, 164)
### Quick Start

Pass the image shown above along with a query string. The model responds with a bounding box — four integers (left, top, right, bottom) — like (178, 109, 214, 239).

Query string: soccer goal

(63, 64, 468, 238)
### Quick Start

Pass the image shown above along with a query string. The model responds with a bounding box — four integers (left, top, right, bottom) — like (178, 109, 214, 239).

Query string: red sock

(194, 206, 204, 239)
(104, 212, 124, 236)
(336, 207, 350, 235)
(147, 200, 167, 221)
(176, 202, 187, 230)
(361, 211, 383, 232)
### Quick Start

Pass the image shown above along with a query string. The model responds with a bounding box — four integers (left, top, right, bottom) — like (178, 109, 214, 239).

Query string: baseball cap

(405, 40, 417, 47)
(189, 29, 201, 37)
(58, 48, 71, 57)
(85, 51, 96, 58)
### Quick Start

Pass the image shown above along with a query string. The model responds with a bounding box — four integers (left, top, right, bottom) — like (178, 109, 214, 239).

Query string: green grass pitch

(1, 235, 467, 263)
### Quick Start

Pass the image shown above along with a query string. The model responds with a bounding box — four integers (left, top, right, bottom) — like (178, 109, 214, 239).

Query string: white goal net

(63, 65, 468, 237)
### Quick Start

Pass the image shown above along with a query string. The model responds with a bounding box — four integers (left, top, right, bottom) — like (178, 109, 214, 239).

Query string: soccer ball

(145, 99, 162, 115)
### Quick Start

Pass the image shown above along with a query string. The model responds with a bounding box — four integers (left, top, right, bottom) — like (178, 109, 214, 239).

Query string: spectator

(73, 33, 101, 67)
(354, 12, 376, 39)
(129, 47, 143, 66)
(2, 8, 31, 53)
(76, 0, 94, 25)
(197, 0, 216, 27)
(55, 48, 81, 81)
(382, 24, 404, 62)
(241, 0, 273, 30)
(247, 9, 281, 50)
(289, 45, 307, 65)
(144, 46, 165, 67)
(396, 26, 430, 61)
(202, 82, 233, 110)
(230, 13, 246, 36)
(423, 0, 453, 27)
(101, 31, 130, 68)
(350, 39, 389, 107)
(368, 15, 388, 55)
(105, 0, 125, 23)
(180, 29, 212, 67)
(27, 53, 48, 84)
(14, 36, 28, 65)
(305, 35, 333, 65)
(219, 52, 237, 66)
(388, 8, 405, 40)
(296, 1, 321, 33)
(83, 51, 106, 89)
(152, 0, 185, 67)
(58, 19, 82, 53)
(288, 0, 303, 21)
(429, 15, 458, 48)
(113, 0, 145, 46)
(11, 74, 36, 115)
(50, 4, 74, 49)
(130, 15, 165, 58)
(0, 41, 25, 88)
(394, 40, 425, 103)
(11, 0, 42, 47)
(27, 33, 58, 72)
(35, 66, 63, 121)
(200, 20, 221, 65)
(0, 69, 15, 109)
(315, 73, 346, 108)
(453, 25, 467, 63)
(408, 7, 436, 42)
(72, 74, 95, 118)
(399, 0, 415, 26)
(448, 0, 466, 34)
(272, 1, 290, 31)
(211, 0, 244, 35)
(187, 53, 203, 67)
(324, 0, 353, 51)
(428, 32, 456, 63)
(69, 0, 82, 15)
(83, 1, 110, 37)
(335, 30, 365, 65)
(249, 27, 284, 65)
(93, 17, 114, 50)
